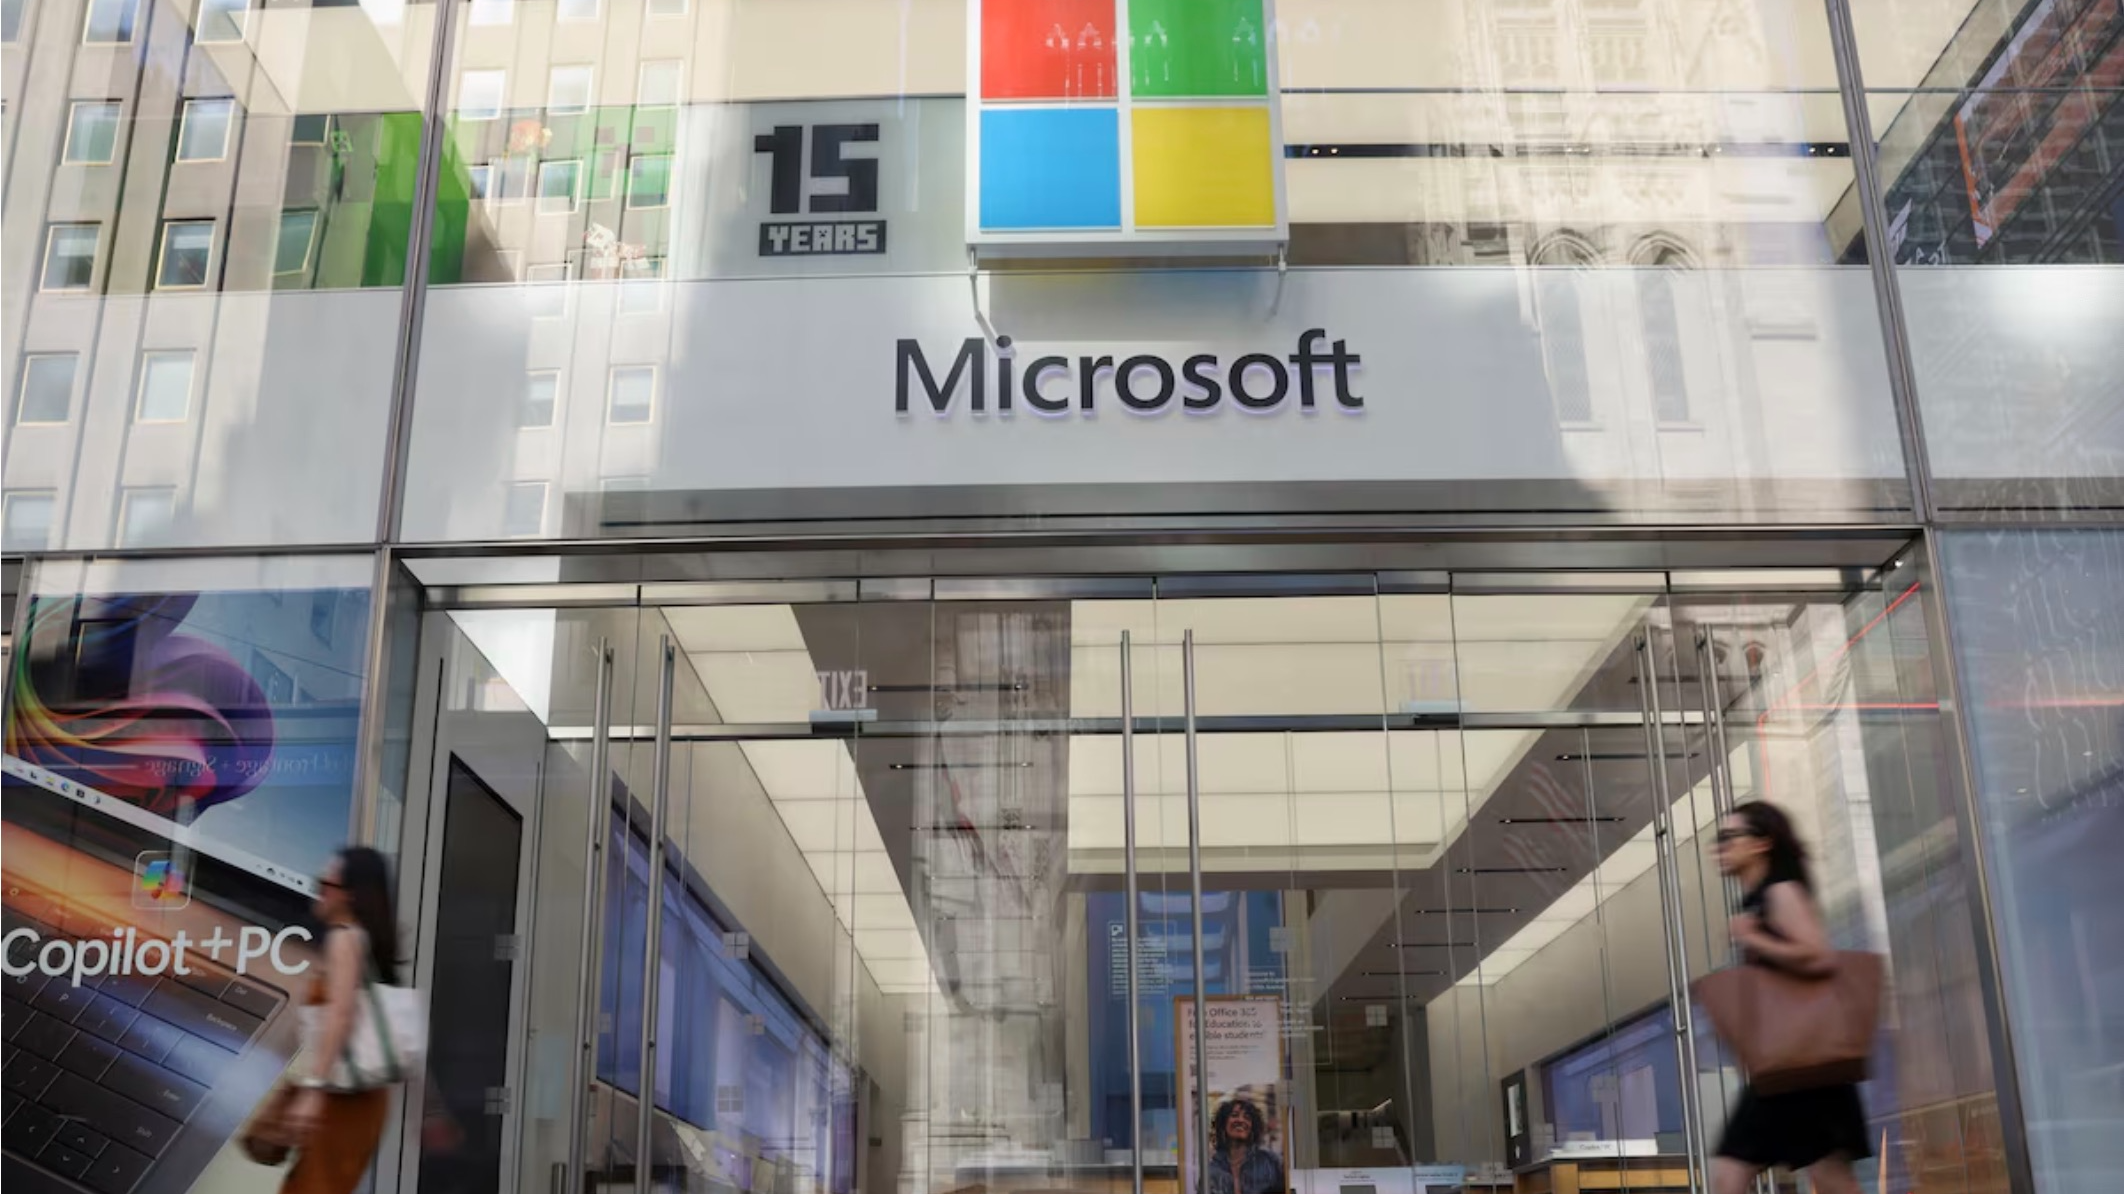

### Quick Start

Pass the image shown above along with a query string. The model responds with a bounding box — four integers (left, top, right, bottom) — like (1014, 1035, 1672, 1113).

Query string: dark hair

(1212, 1098, 1266, 1150)
(335, 847, 401, 985)
(1731, 801, 1811, 890)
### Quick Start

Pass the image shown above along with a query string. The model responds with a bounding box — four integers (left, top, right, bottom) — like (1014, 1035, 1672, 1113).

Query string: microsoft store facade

(2, 2, 2122, 1194)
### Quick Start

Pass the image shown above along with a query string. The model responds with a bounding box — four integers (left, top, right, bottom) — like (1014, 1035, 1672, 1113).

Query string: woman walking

(282, 847, 402, 1194)
(1710, 801, 1870, 1194)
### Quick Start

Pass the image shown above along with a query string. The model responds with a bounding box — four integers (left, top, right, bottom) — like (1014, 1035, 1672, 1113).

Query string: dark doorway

(419, 757, 525, 1194)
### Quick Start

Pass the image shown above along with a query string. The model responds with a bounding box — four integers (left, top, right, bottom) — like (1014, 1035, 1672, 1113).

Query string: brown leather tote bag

(1691, 951, 1884, 1095)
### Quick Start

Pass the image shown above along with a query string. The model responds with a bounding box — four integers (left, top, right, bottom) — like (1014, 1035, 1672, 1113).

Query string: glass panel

(1940, 528, 2124, 1193)
(0, 554, 379, 1193)
(1436, 593, 1677, 1189)
(1853, 0, 2124, 516)
(2, 0, 433, 550)
(1665, 574, 2006, 1193)
(403, 0, 1907, 544)
(1147, 589, 1447, 1194)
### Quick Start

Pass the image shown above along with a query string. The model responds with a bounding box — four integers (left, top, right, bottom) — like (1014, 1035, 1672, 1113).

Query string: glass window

(502, 482, 546, 535)
(2, 492, 56, 551)
(468, 0, 511, 24)
(626, 155, 672, 210)
(618, 258, 664, 315)
(467, 163, 493, 202)
(1639, 266, 1689, 424)
(1941, 528, 2124, 1191)
(1536, 274, 1592, 424)
(537, 160, 580, 213)
(2, 0, 24, 41)
(607, 365, 655, 424)
(117, 488, 176, 546)
(64, 102, 122, 164)
(521, 371, 558, 428)
(157, 221, 215, 288)
(16, 355, 78, 425)
(136, 351, 195, 422)
(638, 60, 681, 108)
(556, 0, 596, 21)
(460, 70, 505, 120)
(41, 225, 98, 291)
(525, 263, 568, 318)
(176, 98, 235, 161)
(81, 0, 136, 42)
(548, 65, 592, 114)
(645, 0, 683, 15)
(290, 112, 330, 145)
(196, 0, 245, 42)
(274, 210, 318, 274)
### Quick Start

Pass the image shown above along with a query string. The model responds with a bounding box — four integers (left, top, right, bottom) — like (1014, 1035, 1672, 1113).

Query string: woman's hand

(288, 1088, 327, 1140)
(1728, 912, 1763, 948)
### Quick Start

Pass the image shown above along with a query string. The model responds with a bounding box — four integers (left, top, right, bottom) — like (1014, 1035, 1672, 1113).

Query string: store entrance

(390, 549, 1987, 1194)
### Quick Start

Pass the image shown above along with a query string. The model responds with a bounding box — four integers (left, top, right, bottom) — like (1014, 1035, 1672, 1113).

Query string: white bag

(302, 979, 429, 1091)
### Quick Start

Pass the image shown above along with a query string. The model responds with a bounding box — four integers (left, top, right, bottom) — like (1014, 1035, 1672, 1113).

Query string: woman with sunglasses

(282, 847, 401, 1194)
(1710, 801, 1867, 1194)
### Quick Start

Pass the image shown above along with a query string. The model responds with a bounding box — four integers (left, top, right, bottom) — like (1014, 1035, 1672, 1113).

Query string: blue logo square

(980, 108, 1121, 231)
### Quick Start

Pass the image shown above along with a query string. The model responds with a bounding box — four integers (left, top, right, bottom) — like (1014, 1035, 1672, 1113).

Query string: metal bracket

(968, 249, 1000, 344)
(1268, 243, 1291, 316)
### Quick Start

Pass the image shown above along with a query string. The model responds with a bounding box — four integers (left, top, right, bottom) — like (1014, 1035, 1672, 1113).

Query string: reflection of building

(1, 3, 2120, 1194)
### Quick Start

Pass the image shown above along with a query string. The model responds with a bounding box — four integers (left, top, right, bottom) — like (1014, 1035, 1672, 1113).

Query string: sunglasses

(1714, 828, 1761, 844)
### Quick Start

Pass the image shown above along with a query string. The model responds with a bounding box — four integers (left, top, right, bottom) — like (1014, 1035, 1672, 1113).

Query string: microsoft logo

(969, 0, 1287, 251)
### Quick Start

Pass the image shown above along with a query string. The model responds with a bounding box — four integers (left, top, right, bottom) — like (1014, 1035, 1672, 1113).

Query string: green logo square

(1128, 0, 1270, 98)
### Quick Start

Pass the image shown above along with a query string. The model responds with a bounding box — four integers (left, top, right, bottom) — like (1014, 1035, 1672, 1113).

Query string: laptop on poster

(3, 756, 320, 1194)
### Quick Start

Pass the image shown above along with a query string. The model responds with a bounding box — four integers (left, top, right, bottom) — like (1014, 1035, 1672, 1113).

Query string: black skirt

(1715, 1083, 1872, 1171)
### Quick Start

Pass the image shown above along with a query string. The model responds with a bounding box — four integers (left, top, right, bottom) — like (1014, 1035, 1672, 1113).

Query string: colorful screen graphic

(971, 0, 1284, 246)
(4, 585, 371, 879)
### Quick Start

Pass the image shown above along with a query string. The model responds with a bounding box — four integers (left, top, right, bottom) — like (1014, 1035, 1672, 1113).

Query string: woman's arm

(1734, 882, 1836, 975)
(303, 928, 367, 1086)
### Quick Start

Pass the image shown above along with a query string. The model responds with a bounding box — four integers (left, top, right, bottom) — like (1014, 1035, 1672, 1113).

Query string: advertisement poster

(3, 581, 370, 1194)
(1177, 995, 1289, 1194)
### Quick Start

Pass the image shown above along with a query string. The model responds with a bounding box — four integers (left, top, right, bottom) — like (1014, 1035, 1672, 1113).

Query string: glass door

(404, 600, 652, 1194)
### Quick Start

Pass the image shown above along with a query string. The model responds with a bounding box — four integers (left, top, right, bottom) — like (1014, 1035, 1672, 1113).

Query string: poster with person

(1176, 995, 1289, 1194)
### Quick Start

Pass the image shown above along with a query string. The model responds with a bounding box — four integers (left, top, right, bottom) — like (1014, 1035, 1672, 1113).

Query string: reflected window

(466, 163, 493, 202)
(618, 258, 664, 315)
(537, 160, 580, 213)
(16, 355, 78, 425)
(521, 371, 559, 428)
(135, 351, 195, 422)
(646, 0, 684, 14)
(274, 210, 318, 275)
(177, 98, 235, 161)
(556, 0, 596, 21)
(290, 112, 330, 145)
(196, 0, 245, 43)
(2, 492, 56, 551)
(468, 0, 511, 24)
(1536, 273, 1593, 423)
(41, 225, 98, 291)
(502, 482, 546, 536)
(117, 488, 176, 547)
(608, 365, 655, 424)
(460, 70, 505, 121)
(82, 0, 136, 42)
(548, 65, 592, 114)
(156, 221, 215, 288)
(626, 155, 672, 210)
(3, 0, 24, 41)
(64, 102, 122, 164)
(525, 263, 569, 318)
(639, 60, 681, 108)
(1639, 250, 1690, 424)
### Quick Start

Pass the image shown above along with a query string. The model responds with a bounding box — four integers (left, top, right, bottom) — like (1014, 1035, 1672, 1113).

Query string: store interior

(386, 536, 2006, 1194)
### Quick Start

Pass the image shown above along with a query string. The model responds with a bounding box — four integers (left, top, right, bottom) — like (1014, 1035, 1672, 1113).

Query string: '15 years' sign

(755, 122, 888, 257)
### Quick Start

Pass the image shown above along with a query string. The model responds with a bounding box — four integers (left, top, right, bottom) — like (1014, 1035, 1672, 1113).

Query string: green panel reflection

(1129, 0, 1269, 98)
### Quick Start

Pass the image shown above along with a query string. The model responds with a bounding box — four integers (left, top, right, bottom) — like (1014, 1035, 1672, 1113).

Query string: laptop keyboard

(2, 883, 288, 1194)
